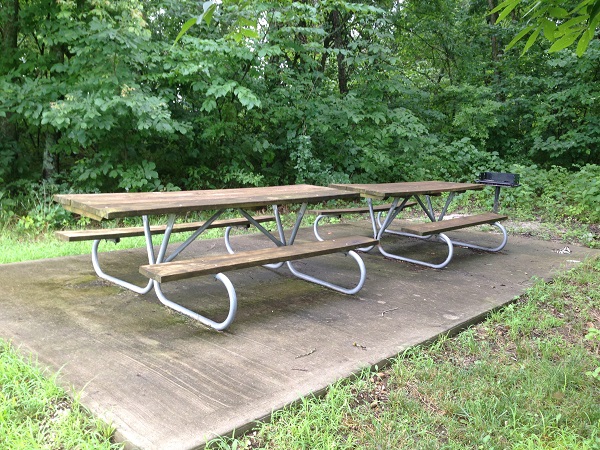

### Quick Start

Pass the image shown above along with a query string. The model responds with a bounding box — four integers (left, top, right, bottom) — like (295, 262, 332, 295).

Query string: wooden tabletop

(53, 184, 360, 221)
(329, 181, 485, 200)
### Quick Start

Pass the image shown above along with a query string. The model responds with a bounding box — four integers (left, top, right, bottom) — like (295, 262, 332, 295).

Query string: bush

(502, 164, 600, 224)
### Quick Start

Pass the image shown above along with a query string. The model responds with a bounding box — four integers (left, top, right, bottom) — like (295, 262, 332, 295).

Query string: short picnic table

(53, 185, 377, 330)
(329, 181, 509, 269)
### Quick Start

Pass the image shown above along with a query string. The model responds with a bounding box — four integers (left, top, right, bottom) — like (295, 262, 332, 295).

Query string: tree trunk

(0, 0, 19, 144)
(0, 0, 19, 69)
(488, 0, 499, 61)
(42, 132, 57, 181)
(42, 45, 65, 182)
(330, 10, 348, 95)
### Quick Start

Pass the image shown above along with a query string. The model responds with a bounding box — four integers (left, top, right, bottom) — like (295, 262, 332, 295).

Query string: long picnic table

(54, 185, 377, 330)
(329, 181, 508, 268)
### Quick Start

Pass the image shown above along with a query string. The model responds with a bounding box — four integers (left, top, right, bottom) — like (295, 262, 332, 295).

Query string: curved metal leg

(224, 225, 285, 269)
(377, 222, 506, 268)
(286, 250, 368, 295)
(152, 274, 237, 331)
(224, 226, 236, 252)
(91, 239, 154, 295)
(375, 211, 386, 230)
(313, 215, 327, 242)
(377, 232, 454, 269)
(448, 221, 508, 252)
(314, 214, 376, 252)
(91, 214, 176, 294)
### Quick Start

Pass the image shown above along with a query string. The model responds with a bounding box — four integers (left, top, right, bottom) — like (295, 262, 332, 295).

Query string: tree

(1, 0, 597, 199)
(492, 0, 600, 56)
(0, 0, 187, 190)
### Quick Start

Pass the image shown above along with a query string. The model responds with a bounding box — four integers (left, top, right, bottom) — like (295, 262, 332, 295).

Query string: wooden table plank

(54, 185, 360, 220)
(329, 181, 485, 199)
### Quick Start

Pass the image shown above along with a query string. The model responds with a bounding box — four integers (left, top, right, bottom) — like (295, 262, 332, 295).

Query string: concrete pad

(1, 222, 598, 450)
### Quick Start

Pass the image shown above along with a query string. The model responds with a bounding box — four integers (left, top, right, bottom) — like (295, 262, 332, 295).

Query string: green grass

(0, 218, 287, 264)
(207, 257, 600, 449)
(0, 207, 317, 264)
(0, 340, 122, 449)
(0, 230, 225, 264)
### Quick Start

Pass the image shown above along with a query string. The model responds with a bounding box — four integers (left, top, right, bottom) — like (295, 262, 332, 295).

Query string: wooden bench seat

(140, 235, 378, 283)
(398, 212, 508, 236)
(378, 212, 509, 269)
(307, 202, 416, 217)
(55, 215, 277, 242)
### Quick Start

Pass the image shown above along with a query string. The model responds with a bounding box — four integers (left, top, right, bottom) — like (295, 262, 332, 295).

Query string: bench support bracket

(147, 204, 370, 330)
(373, 195, 508, 269)
(151, 247, 368, 331)
(153, 275, 237, 331)
(91, 215, 176, 294)
(377, 232, 455, 269)
(226, 203, 369, 294)
(286, 250, 367, 295)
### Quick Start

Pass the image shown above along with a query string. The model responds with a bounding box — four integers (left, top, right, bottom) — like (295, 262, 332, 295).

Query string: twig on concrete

(295, 348, 316, 359)
(381, 307, 398, 317)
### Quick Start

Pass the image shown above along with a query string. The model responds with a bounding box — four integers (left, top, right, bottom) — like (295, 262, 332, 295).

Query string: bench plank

(55, 215, 277, 242)
(307, 201, 417, 216)
(399, 213, 508, 236)
(140, 236, 378, 283)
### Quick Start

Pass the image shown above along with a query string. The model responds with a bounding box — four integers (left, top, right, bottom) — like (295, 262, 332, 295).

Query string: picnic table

(54, 185, 377, 330)
(329, 181, 508, 269)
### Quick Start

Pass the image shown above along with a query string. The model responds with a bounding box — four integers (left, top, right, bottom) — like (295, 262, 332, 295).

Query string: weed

(585, 328, 600, 381)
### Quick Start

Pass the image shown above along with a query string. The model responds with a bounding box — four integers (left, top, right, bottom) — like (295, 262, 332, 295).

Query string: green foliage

(0, 339, 122, 449)
(0, 0, 598, 208)
(0, 0, 188, 189)
(501, 163, 600, 225)
(493, 0, 600, 56)
(527, 42, 600, 167)
(566, 164, 600, 221)
(586, 328, 600, 381)
(174, 1, 217, 44)
(12, 183, 75, 233)
(0, 147, 16, 185)
(392, 137, 504, 184)
(0, 191, 17, 229)
(69, 150, 180, 193)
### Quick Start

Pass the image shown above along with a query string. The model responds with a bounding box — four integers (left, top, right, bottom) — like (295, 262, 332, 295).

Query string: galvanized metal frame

(371, 194, 507, 268)
(153, 275, 237, 331)
(449, 221, 508, 252)
(226, 203, 368, 291)
(286, 251, 367, 295)
(224, 206, 284, 269)
(91, 215, 176, 294)
(93, 203, 368, 330)
(377, 229, 455, 269)
(312, 206, 386, 252)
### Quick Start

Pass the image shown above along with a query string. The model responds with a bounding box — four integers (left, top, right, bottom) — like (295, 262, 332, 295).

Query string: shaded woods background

(1, 0, 598, 225)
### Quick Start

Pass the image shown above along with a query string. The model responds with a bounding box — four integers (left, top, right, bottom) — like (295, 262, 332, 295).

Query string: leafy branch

(492, 0, 600, 56)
